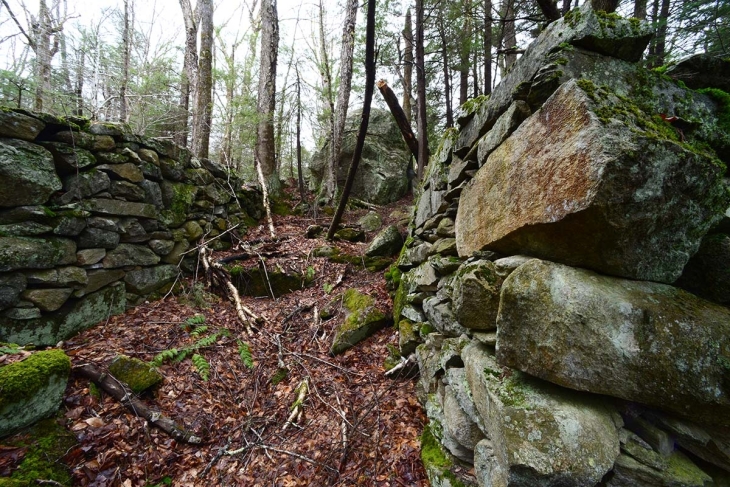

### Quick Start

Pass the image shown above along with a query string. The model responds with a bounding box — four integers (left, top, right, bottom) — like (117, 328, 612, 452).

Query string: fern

(193, 333, 218, 349)
(151, 348, 180, 366)
(190, 325, 209, 337)
(237, 340, 254, 369)
(191, 354, 210, 381)
(186, 315, 206, 325)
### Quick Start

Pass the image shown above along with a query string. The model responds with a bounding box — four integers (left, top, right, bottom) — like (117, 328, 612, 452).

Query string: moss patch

(108, 354, 163, 394)
(0, 350, 70, 411)
(4, 417, 75, 485)
(330, 289, 392, 355)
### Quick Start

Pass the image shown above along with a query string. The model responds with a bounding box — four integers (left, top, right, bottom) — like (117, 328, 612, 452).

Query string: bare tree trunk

(500, 0, 517, 73)
(459, 0, 472, 106)
(536, 0, 561, 22)
(317, 0, 337, 202)
(633, 0, 648, 19)
(296, 67, 305, 200)
(415, 0, 429, 180)
(403, 8, 413, 124)
(120, 0, 131, 122)
(652, 0, 671, 66)
(436, 14, 454, 128)
(326, 0, 377, 241)
(34, 0, 60, 112)
(177, 0, 198, 147)
(590, 0, 620, 13)
(192, 0, 213, 159)
(562, 0, 573, 14)
(484, 0, 492, 95)
(256, 0, 280, 193)
(57, 0, 72, 101)
(75, 47, 84, 116)
(330, 0, 358, 199)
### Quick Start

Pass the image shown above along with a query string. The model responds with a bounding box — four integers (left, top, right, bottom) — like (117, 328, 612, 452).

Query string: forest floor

(15, 190, 429, 486)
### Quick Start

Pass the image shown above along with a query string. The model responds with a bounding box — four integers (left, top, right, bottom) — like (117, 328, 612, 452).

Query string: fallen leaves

(10, 192, 428, 486)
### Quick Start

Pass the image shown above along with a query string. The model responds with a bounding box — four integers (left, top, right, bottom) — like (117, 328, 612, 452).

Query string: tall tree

(1, 0, 66, 111)
(255, 0, 280, 192)
(317, 0, 336, 202)
(177, 0, 198, 147)
(327, 0, 376, 240)
(458, 0, 473, 106)
(191, 0, 213, 159)
(483, 0, 493, 95)
(329, 0, 359, 201)
(415, 0, 428, 180)
(634, 0, 649, 19)
(402, 8, 413, 123)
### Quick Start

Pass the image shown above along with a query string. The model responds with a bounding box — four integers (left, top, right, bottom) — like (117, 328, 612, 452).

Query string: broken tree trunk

(376, 79, 419, 162)
(73, 364, 202, 444)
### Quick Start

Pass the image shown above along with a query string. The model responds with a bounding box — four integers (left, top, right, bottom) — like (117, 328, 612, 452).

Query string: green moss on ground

(4, 417, 76, 486)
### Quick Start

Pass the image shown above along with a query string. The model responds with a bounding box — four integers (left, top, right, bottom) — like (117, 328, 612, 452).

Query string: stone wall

(395, 4, 730, 486)
(0, 110, 262, 347)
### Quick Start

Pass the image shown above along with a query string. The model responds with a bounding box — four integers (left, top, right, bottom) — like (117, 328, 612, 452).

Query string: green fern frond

(151, 348, 179, 366)
(190, 325, 209, 337)
(173, 349, 189, 363)
(237, 340, 254, 369)
(185, 314, 206, 325)
(193, 333, 218, 349)
(191, 353, 210, 381)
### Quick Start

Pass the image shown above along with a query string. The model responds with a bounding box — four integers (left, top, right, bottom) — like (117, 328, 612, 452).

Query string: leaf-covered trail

(60, 194, 429, 486)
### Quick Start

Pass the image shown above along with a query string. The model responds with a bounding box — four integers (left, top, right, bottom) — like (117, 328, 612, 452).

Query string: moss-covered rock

(108, 354, 163, 393)
(0, 110, 45, 141)
(365, 225, 404, 257)
(0, 139, 61, 208)
(497, 259, 730, 426)
(330, 288, 392, 355)
(463, 341, 621, 487)
(0, 236, 76, 273)
(0, 350, 71, 437)
(0, 282, 126, 346)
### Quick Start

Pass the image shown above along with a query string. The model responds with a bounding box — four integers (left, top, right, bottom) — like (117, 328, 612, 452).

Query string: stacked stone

(0, 111, 262, 347)
(394, 4, 730, 486)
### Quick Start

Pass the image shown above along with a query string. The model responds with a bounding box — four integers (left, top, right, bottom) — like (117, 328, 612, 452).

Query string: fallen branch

(73, 364, 202, 444)
(200, 246, 260, 334)
(283, 378, 309, 431)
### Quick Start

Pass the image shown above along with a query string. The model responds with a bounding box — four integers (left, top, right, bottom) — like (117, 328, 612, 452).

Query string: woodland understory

(5, 191, 428, 487)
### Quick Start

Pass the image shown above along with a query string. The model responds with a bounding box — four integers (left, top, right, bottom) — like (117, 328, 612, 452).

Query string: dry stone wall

(395, 4, 730, 486)
(0, 111, 262, 347)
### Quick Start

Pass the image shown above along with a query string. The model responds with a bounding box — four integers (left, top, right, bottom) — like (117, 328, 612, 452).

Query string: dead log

(73, 364, 203, 444)
(376, 79, 419, 161)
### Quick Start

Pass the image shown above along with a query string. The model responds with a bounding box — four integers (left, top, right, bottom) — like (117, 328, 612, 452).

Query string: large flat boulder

(496, 259, 730, 426)
(463, 341, 620, 486)
(455, 79, 728, 283)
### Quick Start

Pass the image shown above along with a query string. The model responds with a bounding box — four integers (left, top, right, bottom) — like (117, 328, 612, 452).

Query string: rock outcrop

(390, 3, 730, 486)
(309, 109, 411, 205)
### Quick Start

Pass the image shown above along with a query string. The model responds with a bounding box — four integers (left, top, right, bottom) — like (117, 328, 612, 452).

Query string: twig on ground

(283, 378, 309, 430)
